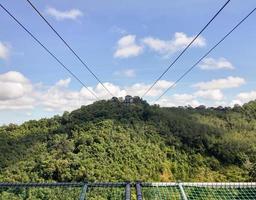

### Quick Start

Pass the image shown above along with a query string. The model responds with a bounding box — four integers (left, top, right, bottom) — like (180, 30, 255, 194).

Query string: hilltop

(0, 96, 256, 182)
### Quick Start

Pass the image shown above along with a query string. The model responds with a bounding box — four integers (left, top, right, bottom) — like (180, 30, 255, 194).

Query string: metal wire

(155, 7, 256, 102)
(25, 0, 114, 98)
(142, 0, 231, 98)
(0, 3, 99, 100)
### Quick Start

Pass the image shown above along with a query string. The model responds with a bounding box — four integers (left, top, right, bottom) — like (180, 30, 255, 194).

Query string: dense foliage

(1, 97, 256, 183)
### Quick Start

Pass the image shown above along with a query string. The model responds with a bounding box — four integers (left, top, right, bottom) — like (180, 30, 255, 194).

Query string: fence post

(136, 182, 143, 200)
(125, 182, 131, 200)
(178, 183, 188, 200)
(79, 183, 88, 200)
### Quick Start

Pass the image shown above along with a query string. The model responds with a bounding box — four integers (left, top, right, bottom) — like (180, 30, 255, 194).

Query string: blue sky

(0, 0, 256, 124)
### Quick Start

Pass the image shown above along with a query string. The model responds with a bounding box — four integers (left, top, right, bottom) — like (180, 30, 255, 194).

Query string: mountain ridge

(0, 97, 256, 182)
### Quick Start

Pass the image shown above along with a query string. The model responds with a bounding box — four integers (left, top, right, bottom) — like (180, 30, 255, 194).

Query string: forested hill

(0, 96, 256, 182)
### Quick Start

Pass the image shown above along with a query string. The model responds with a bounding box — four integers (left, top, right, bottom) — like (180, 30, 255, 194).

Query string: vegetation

(1, 96, 256, 183)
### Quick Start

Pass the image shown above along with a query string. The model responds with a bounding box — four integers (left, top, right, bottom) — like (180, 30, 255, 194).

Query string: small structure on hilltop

(124, 95, 133, 104)
(111, 95, 147, 106)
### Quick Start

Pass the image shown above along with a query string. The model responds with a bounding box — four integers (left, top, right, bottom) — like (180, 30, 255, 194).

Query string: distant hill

(0, 96, 256, 182)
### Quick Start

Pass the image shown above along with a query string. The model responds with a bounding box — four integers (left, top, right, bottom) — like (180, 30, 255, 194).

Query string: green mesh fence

(141, 183, 256, 200)
(142, 186, 181, 200)
(184, 184, 256, 200)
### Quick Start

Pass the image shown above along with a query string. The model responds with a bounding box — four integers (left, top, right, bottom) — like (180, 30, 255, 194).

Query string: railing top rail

(0, 182, 127, 188)
(1, 182, 256, 188)
(142, 182, 256, 188)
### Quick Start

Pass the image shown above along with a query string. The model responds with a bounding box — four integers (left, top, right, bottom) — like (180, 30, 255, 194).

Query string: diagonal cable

(155, 7, 256, 102)
(0, 3, 99, 100)
(25, 0, 114, 97)
(142, 0, 231, 98)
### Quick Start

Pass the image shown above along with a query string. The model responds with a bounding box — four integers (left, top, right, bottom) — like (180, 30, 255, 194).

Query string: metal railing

(0, 182, 256, 199)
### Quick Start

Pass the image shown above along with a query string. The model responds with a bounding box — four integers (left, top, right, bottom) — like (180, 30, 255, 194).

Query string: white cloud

(125, 80, 173, 97)
(55, 78, 71, 87)
(142, 32, 206, 56)
(0, 71, 32, 101)
(114, 69, 136, 78)
(0, 71, 35, 109)
(156, 89, 225, 107)
(199, 57, 235, 70)
(156, 94, 200, 107)
(193, 76, 245, 90)
(40, 82, 90, 112)
(231, 90, 256, 106)
(0, 71, 29, 83)
(36, 79, 172, 111)
(237, 91, 256, 101)
(0, 71, 174, 111)
(93, 82, 126, 99)
(0, 42, 10, 60)
(45, 7, 83, 21)
(0, 83, 26, 100)
(114, 35, 143, 58)
(1, 71, 254, 114)
(194, 89, 224, 101)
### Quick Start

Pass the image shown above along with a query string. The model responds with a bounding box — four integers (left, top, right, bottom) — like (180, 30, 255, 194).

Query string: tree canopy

(1, 97, 256, 183)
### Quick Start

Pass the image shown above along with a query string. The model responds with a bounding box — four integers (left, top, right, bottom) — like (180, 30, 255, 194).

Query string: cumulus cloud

(55, 78, 71, 87)
(199, 57, 235, 70)
(125, 80, 173, 97)
(0, 83, 26, 100)
(31, 79, 173, 111)
(0, 71, 32, 100)
(156, 89, 225, 107)
(142, 32, 206, 56)
(194, 89, 224, 101)
(0, 71, 35, 109)
(237, 91, 256, 102)
(93, 82, 126, 99)
(193, 76, 245, 90)
(114, 35, 143, 58)
(0, 42, 10, 60)
(45, 7, 83, 21)
(0, 71, 29, 83)
(0, 71, 174, 111)
(114, 69, 136, 78)
(231, 90, 256, 106)
(156, 94, 200, 108)
(113, 32, 205, 58)
(40, 83, 91, 112)
(1, 71, 254, 113)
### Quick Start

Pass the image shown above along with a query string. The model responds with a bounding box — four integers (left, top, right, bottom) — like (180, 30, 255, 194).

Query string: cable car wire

(142, 0, 231, 98)
(0, 3, 99, 100)
(155, 7, 256, 102)
(25, 0, 114, 97)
